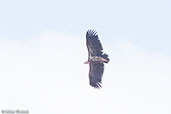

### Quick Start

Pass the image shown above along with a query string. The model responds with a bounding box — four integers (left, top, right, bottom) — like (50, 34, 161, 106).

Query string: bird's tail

(102, 53, 109, 63)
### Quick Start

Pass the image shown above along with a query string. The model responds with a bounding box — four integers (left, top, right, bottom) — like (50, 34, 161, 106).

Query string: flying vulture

(84, 30, 109, 89)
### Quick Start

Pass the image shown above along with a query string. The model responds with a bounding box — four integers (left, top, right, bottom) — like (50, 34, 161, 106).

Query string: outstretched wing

(89, 63, 104, 89)
(86, 30, 103, 58)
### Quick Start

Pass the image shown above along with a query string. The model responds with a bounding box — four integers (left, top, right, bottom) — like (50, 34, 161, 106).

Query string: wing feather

(86, 30, 103, 58)
(89, 63, 104, 89)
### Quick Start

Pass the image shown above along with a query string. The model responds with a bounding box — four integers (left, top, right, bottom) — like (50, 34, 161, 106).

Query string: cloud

(0, 31, 170, 114)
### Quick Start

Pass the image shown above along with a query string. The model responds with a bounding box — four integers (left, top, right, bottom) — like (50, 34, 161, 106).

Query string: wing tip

(86, 29, 98, 37)
(90, 81, 102, 89)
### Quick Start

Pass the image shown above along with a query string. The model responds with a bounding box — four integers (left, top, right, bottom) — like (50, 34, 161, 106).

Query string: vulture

(84, 30, 109, 89)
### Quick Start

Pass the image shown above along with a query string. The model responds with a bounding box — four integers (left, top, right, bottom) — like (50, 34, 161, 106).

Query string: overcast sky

(0, 0, 171, 114)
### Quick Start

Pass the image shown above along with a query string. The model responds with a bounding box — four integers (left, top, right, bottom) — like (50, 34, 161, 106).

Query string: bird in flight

(84, 30, 109, 89)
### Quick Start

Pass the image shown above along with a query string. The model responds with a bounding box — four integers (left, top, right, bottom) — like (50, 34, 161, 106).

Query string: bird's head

(84, 61, 89, 64)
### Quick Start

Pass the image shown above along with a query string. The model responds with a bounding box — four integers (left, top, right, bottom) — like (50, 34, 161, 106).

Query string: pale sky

(0, 0, 171, 114)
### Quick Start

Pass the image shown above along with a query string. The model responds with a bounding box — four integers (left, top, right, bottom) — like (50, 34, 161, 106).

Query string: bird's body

(85, 30, 109, 89)
(85, 56, 108, 64)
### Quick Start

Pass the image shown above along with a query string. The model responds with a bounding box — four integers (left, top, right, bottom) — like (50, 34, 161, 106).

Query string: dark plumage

(84, 30, 109, 89)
